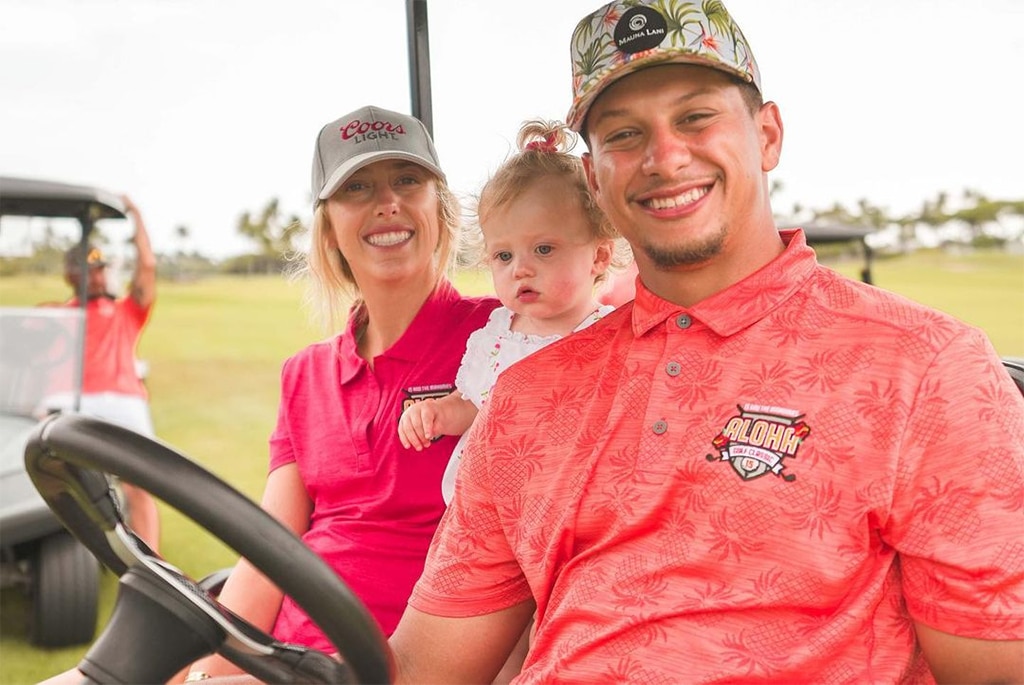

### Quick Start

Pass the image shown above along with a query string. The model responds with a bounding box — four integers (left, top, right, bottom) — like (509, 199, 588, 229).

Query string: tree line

(778, 184, 1024, 251)
(3, 186, 1021, 280)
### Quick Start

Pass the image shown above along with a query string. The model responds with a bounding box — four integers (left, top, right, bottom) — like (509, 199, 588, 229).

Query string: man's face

(582, 64, 782, 272)
(65, 264, 108, 298)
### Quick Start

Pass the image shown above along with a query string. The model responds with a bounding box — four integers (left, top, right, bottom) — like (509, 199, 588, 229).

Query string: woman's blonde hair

(291, 170, 461, 333)
(466, 119, 631, 281)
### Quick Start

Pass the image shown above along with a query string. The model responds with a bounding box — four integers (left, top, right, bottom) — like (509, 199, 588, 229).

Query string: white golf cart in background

(0, 176, 129, 647)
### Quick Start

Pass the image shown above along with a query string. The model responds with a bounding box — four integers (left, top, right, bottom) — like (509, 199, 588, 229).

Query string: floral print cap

(567, 0, 761, 132)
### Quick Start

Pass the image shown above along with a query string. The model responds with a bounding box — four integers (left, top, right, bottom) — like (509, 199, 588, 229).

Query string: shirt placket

(635, 312, 695, 474)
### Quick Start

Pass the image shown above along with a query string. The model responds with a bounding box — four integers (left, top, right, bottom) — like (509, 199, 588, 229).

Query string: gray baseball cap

(311, 105, 446, 202)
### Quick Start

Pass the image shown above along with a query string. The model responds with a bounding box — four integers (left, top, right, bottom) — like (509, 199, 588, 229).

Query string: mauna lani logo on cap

(566, 0, 761, 132)
(340, 117, 407, 145)
(614, 6, 667, 53)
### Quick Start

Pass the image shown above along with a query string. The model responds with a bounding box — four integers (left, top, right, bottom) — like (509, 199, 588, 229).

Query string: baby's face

(483, 181, 608, 337)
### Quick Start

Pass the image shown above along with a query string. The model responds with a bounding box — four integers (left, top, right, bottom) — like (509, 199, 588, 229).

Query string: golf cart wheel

(30, 531, 100, 647)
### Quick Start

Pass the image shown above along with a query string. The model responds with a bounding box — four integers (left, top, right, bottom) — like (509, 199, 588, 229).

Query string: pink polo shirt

(268, 280, 498, 651)
(411, 231, 1024, 683)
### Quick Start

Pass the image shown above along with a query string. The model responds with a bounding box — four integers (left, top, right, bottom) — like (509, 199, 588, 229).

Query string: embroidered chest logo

(706, 404, 810, 482)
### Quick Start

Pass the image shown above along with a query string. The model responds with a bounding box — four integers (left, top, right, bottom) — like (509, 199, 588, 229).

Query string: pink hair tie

(525, 132, 558, 153)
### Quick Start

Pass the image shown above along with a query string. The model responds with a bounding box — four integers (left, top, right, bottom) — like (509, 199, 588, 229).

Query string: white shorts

(42, 392, 154, 437)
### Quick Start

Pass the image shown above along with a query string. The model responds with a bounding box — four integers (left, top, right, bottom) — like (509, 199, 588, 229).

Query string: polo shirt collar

(632, 229, 817, 338)
(337, 279, 461, 382)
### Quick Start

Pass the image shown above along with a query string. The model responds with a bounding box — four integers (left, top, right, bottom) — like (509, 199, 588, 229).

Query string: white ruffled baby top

(442, 304, 614, 503)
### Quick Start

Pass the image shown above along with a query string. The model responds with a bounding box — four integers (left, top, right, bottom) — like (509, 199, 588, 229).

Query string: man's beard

(639, 224, 727, 268)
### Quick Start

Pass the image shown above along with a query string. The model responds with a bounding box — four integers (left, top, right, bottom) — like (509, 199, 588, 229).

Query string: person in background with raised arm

(61, 194, 161, 553)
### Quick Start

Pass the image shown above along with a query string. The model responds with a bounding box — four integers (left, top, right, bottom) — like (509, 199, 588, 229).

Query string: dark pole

(72, 211, 96, 413)
(406, 0, 433, 135)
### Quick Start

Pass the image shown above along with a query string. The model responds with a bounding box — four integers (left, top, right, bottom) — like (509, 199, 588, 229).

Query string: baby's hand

(398, 399, 441, 451)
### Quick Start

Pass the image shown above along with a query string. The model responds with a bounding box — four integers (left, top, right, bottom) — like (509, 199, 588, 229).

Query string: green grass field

(0, 250, 1021, 684)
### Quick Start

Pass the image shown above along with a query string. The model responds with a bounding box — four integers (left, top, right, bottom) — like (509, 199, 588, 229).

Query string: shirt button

(675, 314, 692, 329)
(666, 362, 681, 376)
(652, 420, 668, 435)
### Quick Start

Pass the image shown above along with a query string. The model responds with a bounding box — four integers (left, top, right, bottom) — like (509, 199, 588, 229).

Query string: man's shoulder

(811, 266, 973, 346)
(117, 292, 153, 312)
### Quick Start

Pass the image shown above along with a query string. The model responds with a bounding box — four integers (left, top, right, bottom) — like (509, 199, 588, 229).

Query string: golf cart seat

(1004, 358, 1024, 397)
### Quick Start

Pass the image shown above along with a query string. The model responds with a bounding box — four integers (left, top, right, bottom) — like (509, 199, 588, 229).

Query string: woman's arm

(182, 463, 312, 680)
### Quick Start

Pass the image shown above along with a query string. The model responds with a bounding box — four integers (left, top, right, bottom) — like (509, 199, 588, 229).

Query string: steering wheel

(24, 412, 392, 684)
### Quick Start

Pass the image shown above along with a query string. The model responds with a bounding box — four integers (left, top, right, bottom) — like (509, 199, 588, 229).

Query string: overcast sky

(1, 0, 1022, 258)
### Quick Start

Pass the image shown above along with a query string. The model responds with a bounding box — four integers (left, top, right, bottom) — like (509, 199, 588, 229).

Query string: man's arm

(915, 621, 1024, 684)
(122, 195, 156, 308)
(389, 601, 535, 684)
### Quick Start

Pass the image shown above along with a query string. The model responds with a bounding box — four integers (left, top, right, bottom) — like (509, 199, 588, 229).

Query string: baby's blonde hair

(466, 119, 632, 281)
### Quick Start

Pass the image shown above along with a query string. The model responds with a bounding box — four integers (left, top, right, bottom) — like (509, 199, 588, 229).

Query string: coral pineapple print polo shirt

(410, 230, 1024, 683)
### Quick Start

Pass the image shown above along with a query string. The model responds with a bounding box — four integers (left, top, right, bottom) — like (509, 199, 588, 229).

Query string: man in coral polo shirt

(386, 1, 1024, 683)
(62, 195, 161, 553)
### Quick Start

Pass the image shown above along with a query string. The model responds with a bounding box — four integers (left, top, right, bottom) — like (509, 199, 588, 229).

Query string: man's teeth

(646, 186, 709, 210)
(366, 231, 412, 246)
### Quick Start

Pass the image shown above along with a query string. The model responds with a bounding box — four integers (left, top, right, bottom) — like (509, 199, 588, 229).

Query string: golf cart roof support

(406, 0, 433, 136)
(70, 215, 95, 412)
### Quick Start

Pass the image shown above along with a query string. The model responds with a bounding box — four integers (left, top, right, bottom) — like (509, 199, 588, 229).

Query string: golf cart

(0, 176, 127, 646)
(2, 176, 390, 680)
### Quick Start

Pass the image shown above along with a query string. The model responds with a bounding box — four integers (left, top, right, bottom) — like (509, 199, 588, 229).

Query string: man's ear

(758, 101, 784, 173)
(582, 152, 600, 196)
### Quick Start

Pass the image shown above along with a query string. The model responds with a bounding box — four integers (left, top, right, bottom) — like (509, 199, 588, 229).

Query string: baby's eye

(536, 244, 553, 256)
(495, 251, 512, 263)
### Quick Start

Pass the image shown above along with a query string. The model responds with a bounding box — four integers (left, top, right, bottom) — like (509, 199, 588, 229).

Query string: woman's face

(323, 159, 443, 290)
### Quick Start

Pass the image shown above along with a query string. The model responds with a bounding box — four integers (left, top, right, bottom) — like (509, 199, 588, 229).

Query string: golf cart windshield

(0, 175, 127, 413)
(0, 308, 83, 418)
